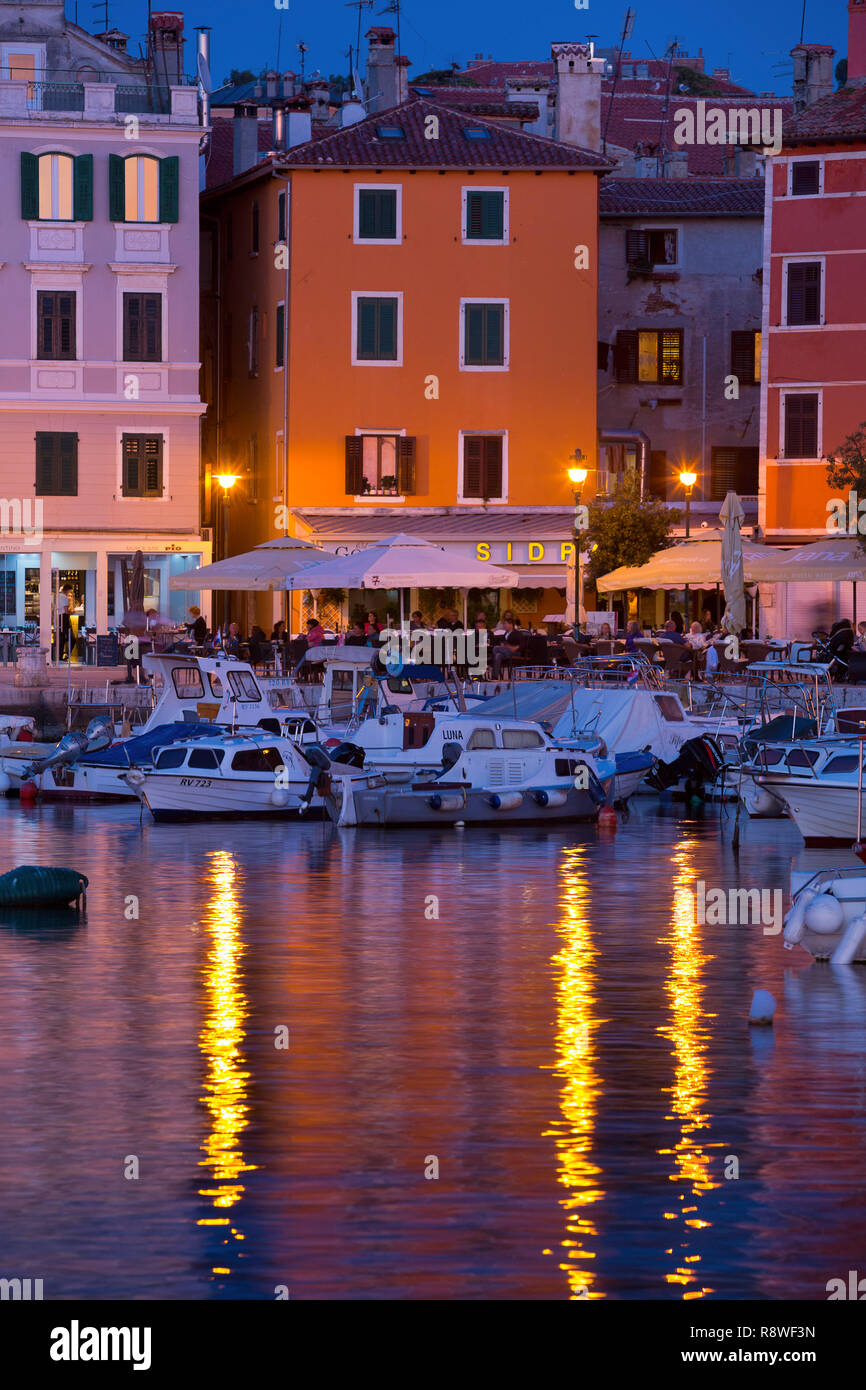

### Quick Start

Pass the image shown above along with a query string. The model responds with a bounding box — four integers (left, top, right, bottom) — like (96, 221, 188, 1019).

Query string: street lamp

(568, 451, 588, 630)
(216, 473, 239, 628)
(679, 469, 697, 626)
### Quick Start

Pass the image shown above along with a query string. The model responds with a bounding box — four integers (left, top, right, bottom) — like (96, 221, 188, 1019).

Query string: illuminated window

(37, 152, 73, 219)
(124, 155, 159, 222)
(615, 329, 683, 384)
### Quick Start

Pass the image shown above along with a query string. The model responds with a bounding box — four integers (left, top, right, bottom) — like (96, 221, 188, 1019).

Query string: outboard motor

(327, 742, 365, 769)
(645, 734, 725, 797)
(298, 743, 334, 815)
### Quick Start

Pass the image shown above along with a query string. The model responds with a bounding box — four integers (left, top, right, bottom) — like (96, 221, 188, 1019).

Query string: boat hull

(325, 780, 600, 827)
(761, 777, 860, 844)
(137, 773, 324, 821)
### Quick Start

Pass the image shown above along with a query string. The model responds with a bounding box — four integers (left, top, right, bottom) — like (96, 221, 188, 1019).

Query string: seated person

(223, 621, 245, 658)
(660, 619, 687, 646)
(248, 625, 269, 666)
(186, 605, 208, 646)
(686, 621, 707, 649)
(624, 620, 641, 652)
(492, 619, 524, 678)
(855, 621, 866, 654)
(270, 620, 286, 643)
(345, 621, 367, 647)
(305, 616, 326, 648)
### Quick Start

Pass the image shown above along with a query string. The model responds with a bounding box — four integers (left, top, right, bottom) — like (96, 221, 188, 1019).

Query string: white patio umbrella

(288, 532, 516, 624)
(168, 537, 335, 591)
(719, 491, 747, 635)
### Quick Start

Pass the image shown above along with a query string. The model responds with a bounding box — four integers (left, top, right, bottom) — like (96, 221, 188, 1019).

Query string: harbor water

(0, 796, 864, 1301)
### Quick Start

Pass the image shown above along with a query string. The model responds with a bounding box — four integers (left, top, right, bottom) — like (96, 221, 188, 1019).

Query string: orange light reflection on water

(657, 843, 722, 1299)
(197, 850, 258, 1275)
(544, 846, 607, 1299)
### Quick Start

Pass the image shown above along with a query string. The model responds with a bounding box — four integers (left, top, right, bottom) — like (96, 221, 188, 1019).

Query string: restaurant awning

(597, 536, 866, 593)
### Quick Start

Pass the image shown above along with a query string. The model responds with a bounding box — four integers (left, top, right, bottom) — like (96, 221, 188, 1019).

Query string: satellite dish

(352, 66, 364, 101)
(197, 50, 212, 94)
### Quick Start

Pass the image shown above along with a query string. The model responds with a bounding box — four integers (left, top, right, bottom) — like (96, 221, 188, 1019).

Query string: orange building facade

(200, 96, 609, 631)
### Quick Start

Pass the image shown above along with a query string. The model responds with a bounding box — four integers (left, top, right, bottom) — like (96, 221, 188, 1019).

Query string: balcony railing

(0, 73, 199, 122)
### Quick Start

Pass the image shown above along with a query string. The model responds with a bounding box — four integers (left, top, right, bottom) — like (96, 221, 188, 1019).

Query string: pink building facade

(0, 0, 209, 655)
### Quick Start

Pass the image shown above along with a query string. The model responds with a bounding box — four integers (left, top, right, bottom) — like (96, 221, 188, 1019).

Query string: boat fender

(803, 893, 845, 936)
(782, 887, 821, 949)
(488, 792, 523, 811)
(429, 793, 465, 812)
(0, 771, 10, 794)
(271, 786, 292, 808)
(123, 768, 146, 789)
(20, 780, 38, 801)
(534, 789, 568, 808)
(830, 912, 866, 965)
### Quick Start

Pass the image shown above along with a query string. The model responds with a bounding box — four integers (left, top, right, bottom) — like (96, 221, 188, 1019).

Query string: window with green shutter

(35, 433, 78, 496)
(109, 152, 126, 221)
(122, 435, 164, 497)
(462, 435, 504, 499)
(357, 188, 398, 240)
(465, 190, 505, 241)
(21, 152, 38, 219)
(37, 292, 76, 360)
(355, 296, 399, 361)
(123, 293, 162, 362)
(159, 156, 179, 222)
(463, 302, 506, 367)
(109, 154, 178, 223)
(73, 154, 92, 221)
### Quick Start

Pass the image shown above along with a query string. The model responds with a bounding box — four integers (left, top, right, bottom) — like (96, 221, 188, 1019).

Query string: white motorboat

(784, 866, 866, 962)
(123, 729, 333, 821)
(741, 738, 866, 844)
(322, 709, 609, 827)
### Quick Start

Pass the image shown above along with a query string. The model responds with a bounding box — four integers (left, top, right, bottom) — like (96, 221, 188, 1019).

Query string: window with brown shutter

(462, 435, 504, 500)
(614, 330, 639, 381)
(783, 395, 819, 458)
(614, 328, 682, 384)
(710, 447, 759, 499)
(731, 330, 760, 383)
(345, 436, 364, 494)
(122, 434, 164, 497)
(786, 262, 821, 325)
(37, 291, 76, 360)
(345, 435, 415, 495)
(397, 436, 416, 495)
(123, 293, 162, 362)
(626, 228, 677, 266)
(35, 432, 78, 496)
(791, 161, 820, 196)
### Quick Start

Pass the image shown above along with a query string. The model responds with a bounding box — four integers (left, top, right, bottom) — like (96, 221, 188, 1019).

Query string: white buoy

(0, 771, 10, 794)
(749, 989, 776, 1026)
(270, 786, 291, 808)
(782, 887, 820, 949)
(454, 820, 465, 829)
(804, 893, 845, 935)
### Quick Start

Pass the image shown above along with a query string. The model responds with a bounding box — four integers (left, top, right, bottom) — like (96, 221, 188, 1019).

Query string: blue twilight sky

(74, 0, 849, 98)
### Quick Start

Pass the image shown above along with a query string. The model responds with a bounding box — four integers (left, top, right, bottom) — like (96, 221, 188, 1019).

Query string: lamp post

(568, 451, 588, 630)
(216, 473, 239, 629)
(679, 469, 697, 627)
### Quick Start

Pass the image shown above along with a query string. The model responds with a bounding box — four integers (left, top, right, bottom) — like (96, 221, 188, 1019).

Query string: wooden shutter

(465, 304, 485, 364)
(37, 293, 74, 360)
(649, 450, 669, 499)
(58, 294, 75, 358)
(787, 262, 821, 325)
(466, 190, 503, 239)
(123, 293, 162, 361)
(275, 303, 285, 367)
(784, 394, 818, 458)
(59, 434, 78, 495)
(482, 436, 503, 498)
(35, 433, 55, 494)
(143, 295, 161, 360)
(659, 329, 683, 383)
(792, 161, 819, 196)
(378, 298, 397, 358)
(463, 436, 484, 497)
(109, 153, 126, 221)
(123, 435, 142, 495)
(73, 154, 93, 221)
(614, 330, 639, 382)
(484, 304, 504, 365)
(21, 152, 38, 219)
(143, 437, 163, 495)
(37, 292, 54, 359)
(357, 298, 378, 358)
(159, 156, 179, 223)
(345, 436, 364, 494)
(625, 229, 648, 264)
(731, 330, 756, 380)
(123, 293, 139, 358)
(35, 433, 77, 495)
(397, 436, 416, 495)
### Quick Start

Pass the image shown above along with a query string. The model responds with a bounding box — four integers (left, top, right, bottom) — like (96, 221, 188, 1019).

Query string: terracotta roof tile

(600, 177, 765, 216)
(278, 96, 613, 169)
(784, 84, 866, 143)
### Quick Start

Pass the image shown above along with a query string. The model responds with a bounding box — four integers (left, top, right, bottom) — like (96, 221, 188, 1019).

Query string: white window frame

(35, 151, 75, 222)
(115, 274, 168, 366)
(115, 424, 170, 501)
(461, 186, 509, 245)
(351, 291, 404, 367)
(352, 426, 408, 502)
(457, 429, 508, 504)
(1, 43, 45, 108)
(778, 387, 822, 461)
(353, 184, 402, 245)
(459, 297, 510, 372)
(781, 255, 826, 329)
(629, 222, 683, 271)
(123, 154, 161, 225)
(787, 155, 824, 198)
(30, 272, 84, 363)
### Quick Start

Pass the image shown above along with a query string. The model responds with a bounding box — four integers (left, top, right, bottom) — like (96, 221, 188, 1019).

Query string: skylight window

(463, 127, 492, 140)
(376, 125, 406, 139)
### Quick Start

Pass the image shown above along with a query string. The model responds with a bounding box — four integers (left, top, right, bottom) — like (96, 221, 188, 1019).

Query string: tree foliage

(580, 474, 681, 582)
(225, 69, 256, 87)
(826, 421, 866, 550)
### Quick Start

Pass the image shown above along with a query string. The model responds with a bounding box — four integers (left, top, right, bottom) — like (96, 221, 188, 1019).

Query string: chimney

(281, 71, 297, 98)
(791, 44, 835, 111)
(266, 70, 279, 100)
(505, 76, 550, 137)
(663, 149, 690, 179)
(365, 25, 409, 111)
(149, 12, 185, 88)
(233, 101, 259, 176)
(552, 41, 605, 149)
(306, 78, 330, 122)
(287, 105, 312, 147)
(341, 92, 366, 127)
(195, 27, 211, 133)
(272, 104, 286, 151)
(850, 0, 866, 82)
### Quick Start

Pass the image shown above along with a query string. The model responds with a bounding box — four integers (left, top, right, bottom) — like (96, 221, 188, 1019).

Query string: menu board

(96, 634, 119, 667)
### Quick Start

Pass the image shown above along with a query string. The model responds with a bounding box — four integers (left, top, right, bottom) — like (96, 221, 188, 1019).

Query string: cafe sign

(476, 541, 576, 563)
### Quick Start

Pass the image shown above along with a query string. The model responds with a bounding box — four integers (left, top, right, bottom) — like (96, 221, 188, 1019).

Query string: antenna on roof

(602, 7, 637, 156)
(799, 0, 807, 46)
(91, 0, 110, 32)
(297, 40, 309, 86)
(378, 0, 402, 65)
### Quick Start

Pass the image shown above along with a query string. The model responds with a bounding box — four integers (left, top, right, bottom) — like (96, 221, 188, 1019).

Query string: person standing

(56, 584, 73, 661)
